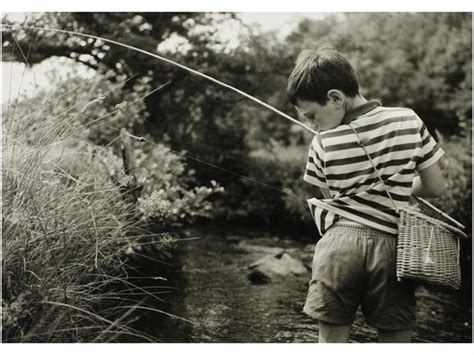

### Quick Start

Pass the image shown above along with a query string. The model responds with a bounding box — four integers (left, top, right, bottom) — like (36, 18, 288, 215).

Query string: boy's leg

(362, 233, 416, 341)
(377, 328, 413, 343)
(318, 321, 351, 343)
(304, 226, 367, 343)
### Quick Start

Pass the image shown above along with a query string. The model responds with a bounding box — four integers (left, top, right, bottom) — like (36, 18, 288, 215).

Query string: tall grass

(1, 88, 166, 342)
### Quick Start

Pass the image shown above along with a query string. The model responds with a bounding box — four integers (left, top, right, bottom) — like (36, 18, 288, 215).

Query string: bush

(435, 132, 472, 305)
(135, 141, 224, 228)
(228, 140, 318, 225)
(434, 132, 472, 230)
(2, 98, 150, 342)
(7, 67, 150, 147)
(1, 74, 223, 342)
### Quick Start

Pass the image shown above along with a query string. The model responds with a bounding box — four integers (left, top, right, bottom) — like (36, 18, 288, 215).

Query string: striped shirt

(303, 100, 444, 236)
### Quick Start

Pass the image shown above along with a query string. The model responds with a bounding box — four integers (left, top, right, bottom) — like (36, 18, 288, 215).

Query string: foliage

(230, 141, 317, 224)
(286, 13, 472, 135)
(435, 132, 472, 231)
(3, 63, 150, 146)
(2, 94, 149, 342)
(1, 73, 224, 342)
(2, 13, 296, 222)
(134, 142, 224, 228)
(434, 132, 472, 304)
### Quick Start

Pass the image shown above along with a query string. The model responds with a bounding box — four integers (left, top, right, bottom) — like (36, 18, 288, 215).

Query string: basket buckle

(424, 226, 435, 264)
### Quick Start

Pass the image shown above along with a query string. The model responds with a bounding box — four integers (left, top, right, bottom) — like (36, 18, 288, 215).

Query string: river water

(139, 225, 472, 343)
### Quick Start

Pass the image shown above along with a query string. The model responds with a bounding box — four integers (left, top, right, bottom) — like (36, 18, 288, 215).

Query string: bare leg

(377, 328, 413, 343)
(318, 321, 351, 343)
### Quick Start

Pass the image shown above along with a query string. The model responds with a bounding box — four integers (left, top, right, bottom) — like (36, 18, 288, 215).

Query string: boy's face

(295, 98, 345, 131)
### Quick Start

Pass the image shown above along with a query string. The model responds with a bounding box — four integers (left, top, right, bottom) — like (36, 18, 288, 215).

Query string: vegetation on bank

(1, 75, 222, 342)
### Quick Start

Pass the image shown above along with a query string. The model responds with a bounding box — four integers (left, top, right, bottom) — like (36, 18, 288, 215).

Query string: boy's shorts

(303, 220, 416, 330)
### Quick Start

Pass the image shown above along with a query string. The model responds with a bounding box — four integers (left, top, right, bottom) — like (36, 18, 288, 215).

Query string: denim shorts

(303, 220, 416, 330)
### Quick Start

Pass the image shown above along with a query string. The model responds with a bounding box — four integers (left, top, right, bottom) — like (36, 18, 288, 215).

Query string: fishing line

(123, 131, 407, 213)
(94, 115, 304, 200)
(124, 132, 304, 200)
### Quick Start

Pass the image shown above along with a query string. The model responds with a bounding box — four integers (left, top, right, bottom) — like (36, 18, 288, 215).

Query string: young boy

(287, 46, 445, 343)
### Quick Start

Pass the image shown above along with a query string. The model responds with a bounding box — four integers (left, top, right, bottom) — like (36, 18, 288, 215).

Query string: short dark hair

(287, 46, 360, 105)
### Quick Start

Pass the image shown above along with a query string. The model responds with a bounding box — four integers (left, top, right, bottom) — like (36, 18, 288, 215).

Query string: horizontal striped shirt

(303, 100, 444, 235)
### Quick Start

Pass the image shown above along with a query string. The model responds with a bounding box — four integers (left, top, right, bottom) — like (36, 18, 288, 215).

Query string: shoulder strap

(348, 124, 399, 212)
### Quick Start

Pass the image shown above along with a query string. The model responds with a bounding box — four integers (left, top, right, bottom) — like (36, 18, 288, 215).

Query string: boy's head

(287, 46, 360, 130)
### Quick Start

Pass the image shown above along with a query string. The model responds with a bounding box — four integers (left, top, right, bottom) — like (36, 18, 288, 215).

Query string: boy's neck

(341, 95, 370, 125)
(345, 94, 367, 112)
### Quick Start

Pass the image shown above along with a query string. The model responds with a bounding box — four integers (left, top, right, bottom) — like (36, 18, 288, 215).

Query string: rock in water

(247, 269, 272, 284)
(248, 251, 308, 283)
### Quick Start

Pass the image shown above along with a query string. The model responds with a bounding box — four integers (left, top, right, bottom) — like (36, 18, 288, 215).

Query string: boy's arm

(412, 160, 445, 198)
(304, 135, 330, 196)
(412, 114, 445, 198)
(320, 187, 332, 199)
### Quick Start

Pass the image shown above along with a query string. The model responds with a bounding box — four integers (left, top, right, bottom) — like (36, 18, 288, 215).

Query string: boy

(287, 46, 445, 343)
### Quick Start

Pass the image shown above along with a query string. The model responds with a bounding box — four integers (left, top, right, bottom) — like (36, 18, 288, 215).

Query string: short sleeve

(416, 116, 445, 172)
(303, 134, 329, 188)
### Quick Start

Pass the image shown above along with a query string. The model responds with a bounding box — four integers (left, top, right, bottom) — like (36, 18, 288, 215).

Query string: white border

(1, 343, 474, 353)
(1, 0, 474, 12)
(1, 2, 472, 354)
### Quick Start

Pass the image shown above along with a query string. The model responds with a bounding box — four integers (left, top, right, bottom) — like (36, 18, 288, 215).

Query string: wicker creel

(397, 197, 468, 290)
(347, 124, 469, 290)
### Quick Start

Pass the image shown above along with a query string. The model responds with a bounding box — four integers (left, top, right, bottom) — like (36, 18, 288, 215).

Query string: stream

(139, 225, 472, 343)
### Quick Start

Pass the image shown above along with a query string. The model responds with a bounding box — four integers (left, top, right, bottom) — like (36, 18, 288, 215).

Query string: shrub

(434, 132, 472, 230)
(134, 142, 224, 228)
(235, 141, 318, 225)
(1, 73, 221, 342)
(434, 132, 472, 304)
(2, 98, 152, 342)
(7, 68, 150, 147)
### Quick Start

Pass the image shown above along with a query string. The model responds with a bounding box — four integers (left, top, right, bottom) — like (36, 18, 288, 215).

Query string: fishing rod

(1, 23, 318, 135)
(2, 23, 315, 203)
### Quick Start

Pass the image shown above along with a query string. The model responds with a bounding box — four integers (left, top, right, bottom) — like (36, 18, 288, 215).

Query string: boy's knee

(318, 321, 351, 343)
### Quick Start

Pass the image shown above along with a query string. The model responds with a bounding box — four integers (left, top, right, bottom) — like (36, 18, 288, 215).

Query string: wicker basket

(347, 124, 469, 290)
(397, 199, 468, 290)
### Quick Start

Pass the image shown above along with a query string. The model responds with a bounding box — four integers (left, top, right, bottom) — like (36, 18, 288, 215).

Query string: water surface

(143, 226, 472, 343)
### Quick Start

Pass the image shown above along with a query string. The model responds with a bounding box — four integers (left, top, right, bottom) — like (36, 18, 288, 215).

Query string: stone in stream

(247, 269, 272, 284)
(247, 251, 309, 284)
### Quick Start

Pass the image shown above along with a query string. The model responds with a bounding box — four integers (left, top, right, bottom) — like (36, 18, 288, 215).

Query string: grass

(1, 82, 172, 342)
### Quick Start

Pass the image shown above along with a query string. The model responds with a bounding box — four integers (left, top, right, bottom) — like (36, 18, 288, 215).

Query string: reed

(2, 87, 167, 342)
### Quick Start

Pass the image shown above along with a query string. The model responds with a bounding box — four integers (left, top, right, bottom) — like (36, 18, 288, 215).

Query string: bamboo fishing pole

(1, 24, 318, 135)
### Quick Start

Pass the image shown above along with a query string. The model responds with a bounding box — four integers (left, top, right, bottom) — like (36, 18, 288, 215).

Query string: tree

(284, 13, 472, 136)
(2, 13, 301, 221)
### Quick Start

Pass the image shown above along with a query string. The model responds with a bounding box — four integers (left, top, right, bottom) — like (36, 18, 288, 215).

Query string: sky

(4, 12, 324, 31)
(239, 12, 324, 32)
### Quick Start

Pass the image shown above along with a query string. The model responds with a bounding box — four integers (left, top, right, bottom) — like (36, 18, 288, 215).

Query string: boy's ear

(327, 90, 345, 108)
